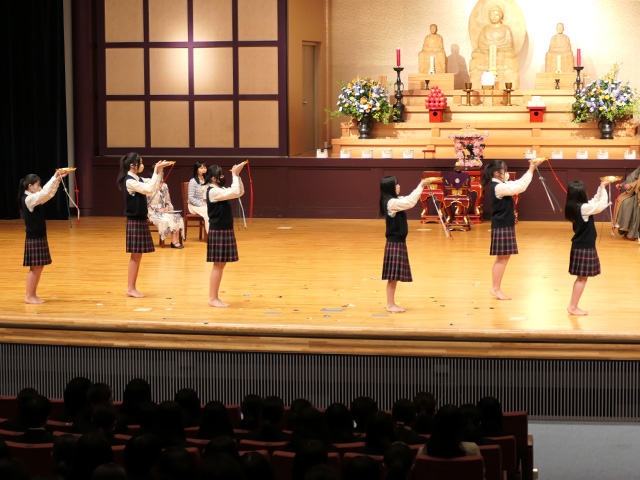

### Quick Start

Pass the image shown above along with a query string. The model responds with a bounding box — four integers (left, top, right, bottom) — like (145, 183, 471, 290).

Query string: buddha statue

(469, 4, 520, 88)
(419, 24, 447, 74)
(544, 23, 574, 73)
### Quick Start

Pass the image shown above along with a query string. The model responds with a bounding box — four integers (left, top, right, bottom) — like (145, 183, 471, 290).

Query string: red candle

(577, 48, 581, 66)
(396, 47, 401, 66)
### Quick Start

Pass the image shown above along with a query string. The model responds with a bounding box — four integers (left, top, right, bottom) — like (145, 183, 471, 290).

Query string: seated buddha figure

(418, 24, 447, 74)
(544, 23, 574, 73)
(469, 5, 519, 88)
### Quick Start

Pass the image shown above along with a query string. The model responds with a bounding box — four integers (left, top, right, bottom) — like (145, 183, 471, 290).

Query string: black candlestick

(573, 66, 584, 95)
(393, 66, 405, 122)
(554, 78, 560, 90)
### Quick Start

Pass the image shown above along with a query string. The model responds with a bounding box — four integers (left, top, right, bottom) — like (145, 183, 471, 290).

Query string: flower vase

(357, 117, 373, 139)
(598, 118, 616, 140)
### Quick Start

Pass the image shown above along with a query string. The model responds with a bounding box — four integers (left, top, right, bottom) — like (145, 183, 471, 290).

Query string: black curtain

(0, 0, 69, 219)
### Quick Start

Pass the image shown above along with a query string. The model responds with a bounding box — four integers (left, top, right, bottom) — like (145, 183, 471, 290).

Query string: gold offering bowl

(56, 167, 77, 171)
(600, 176, 623, 182)
(531, 157, 547, 165)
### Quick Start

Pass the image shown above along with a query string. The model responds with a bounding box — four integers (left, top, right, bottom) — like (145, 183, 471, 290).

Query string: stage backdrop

(0, 0, 69, 220)
(328, 0, 640, 139)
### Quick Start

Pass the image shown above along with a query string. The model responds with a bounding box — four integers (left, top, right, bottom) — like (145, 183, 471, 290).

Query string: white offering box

(340, 149, 351, 158)
(551, 150, 563, 159)
(576, 150, 589, 159)
(597, 150, 609, 159)
(381, 149, 393, 159)
(361, 149, 373, 159)
(481, 71, 496, 87)
(624, 150, 637, 159)
(316, 149, 328, 158)
(403, 150, 414, 159)
(524, 149, 537, 159)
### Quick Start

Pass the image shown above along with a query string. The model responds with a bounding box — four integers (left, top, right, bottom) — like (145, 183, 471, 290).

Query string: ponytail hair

(378, 176, 398, 218)
(116, 152, 141, 190)
(564, 180, 588, 223)
(481, 160, 507, 187)
(205, 165, 223, 185)
(17, 174, 41, 218)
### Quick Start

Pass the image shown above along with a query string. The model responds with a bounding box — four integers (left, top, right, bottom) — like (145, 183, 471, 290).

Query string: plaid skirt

(382, 241, 412, 282)
(569, 247, 601, 277)
(490, 226, 518, 256)
(23, 236, 52, 267)
(126, 218, 155, 254)
(207, 229, 239, 263)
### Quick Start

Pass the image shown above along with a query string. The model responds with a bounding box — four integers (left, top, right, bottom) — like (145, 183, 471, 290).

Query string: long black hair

(17, 174, 41, 218)
(565, 180, 588, 223)
(116, 152, 141, 190)
(193, 162, 207, 182)
(204, 165, 225, 186)
(481, 160, 507, 187)
(378, 176, 398, 218)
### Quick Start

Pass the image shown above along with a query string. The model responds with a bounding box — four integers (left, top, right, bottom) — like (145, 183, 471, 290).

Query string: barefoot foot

(386, 304, 406, 313)
(126, 288, 146, 298)
(490, 289, 511, 300)
(25, 295, 45, 304)
(567, 306, 588, 316)
(209, 298, 230, 308)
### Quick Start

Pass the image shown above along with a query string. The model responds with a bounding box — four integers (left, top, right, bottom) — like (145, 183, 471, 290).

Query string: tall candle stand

(424, 79, 430, 91)
(503, 82, 514, 106)
(554, 78, 560, 90)
(393, 66, 405, 122)
(573, 66, 584, 94)
(463, 82, 473, 106)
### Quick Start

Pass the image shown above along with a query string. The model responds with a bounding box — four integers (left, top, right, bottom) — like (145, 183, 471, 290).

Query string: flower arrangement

(327, 76, 397, 123)
(572, 64, 638, 123)
(447, 126, 489, 168)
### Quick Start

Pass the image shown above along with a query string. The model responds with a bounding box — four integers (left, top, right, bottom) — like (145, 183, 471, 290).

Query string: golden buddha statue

(544, 23, 574, 73)
(419, 24, 447, 74)
(469, 5, 520, 88)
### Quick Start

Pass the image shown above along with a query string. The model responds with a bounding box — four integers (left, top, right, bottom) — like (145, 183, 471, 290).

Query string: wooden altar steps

(330, 88, 640, 160)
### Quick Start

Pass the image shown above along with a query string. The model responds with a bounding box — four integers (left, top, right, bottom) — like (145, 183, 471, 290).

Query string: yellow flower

(597, 89, 602, 93)
(352, 78, 357, 83)
(612, 106, 617, 110)
(360, 98, 367, 104)
(599, 106, 604, 110)
(366, 109, 370, 113)
(347, 83, 352, 88)
(605, 95, 610, 100)
(366, 76, 371, 80)
(579, 98, 585, 103)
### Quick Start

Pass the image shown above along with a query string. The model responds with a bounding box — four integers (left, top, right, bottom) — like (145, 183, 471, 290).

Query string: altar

(328, 0, 640, 162)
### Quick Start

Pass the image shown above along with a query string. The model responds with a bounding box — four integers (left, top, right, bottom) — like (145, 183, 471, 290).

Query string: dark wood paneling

(90, 156, 639, 220)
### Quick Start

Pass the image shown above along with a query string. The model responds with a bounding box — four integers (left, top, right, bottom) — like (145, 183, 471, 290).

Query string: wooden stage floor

(1, 217, 639, 360)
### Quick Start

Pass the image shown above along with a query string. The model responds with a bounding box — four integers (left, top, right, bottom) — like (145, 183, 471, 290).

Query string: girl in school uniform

(379, 175, 429, 313)
(205, 162, 246, 307)
(564, 179, 610, 315)
(19, 169, 70, 304)
(481, 159, 543, 300)
(187, 161, 210, 233)
(116, 153, 172, 298)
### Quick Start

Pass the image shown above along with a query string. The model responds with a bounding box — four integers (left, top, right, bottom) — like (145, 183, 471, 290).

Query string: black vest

(23, 194, 47, 239)
(207, 186, 234, 230)
(490, 181, 515, 228)
(571, 210, 597, 249)
(124, 174, 148, 219)
(385, 200, 408, 242)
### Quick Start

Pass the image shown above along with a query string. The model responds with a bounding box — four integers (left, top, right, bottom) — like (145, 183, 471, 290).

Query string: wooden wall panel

(238, 47, 279, 95)
(239, 101, 279, 148)
(238, 0, 278, 40)
(150, 101, 190, 147)
(104, 0, 143, 42)
(106, 101, 146, 147)
(149, 48, 189, 95)
(148, 0, 188, 42)
(193, 0, 233, 41)
(194, 48, 234, 95)
(194, 101, 235, 147)
(106, 48, 145, 95)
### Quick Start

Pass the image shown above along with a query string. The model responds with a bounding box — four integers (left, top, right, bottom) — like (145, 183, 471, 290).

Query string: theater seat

(413, 454, 485, 480)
